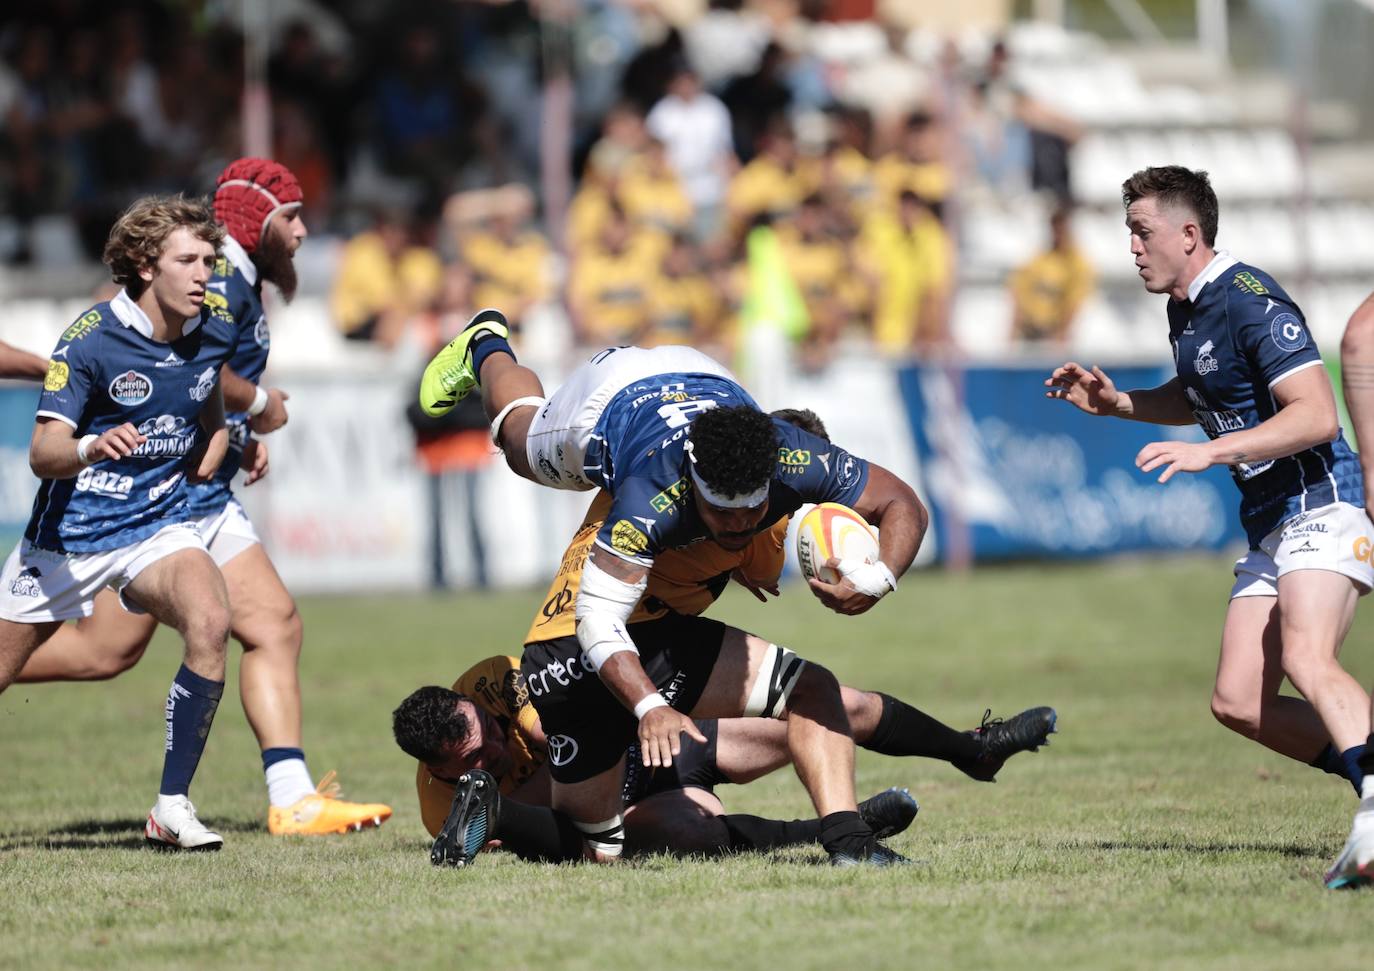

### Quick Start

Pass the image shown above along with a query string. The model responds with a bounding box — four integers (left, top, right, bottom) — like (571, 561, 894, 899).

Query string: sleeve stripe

(35, 410, 78, 429)
(1268, 359, 1324, 391)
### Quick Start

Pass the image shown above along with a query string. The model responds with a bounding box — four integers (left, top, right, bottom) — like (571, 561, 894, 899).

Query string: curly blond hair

(102, 195, 225, 298)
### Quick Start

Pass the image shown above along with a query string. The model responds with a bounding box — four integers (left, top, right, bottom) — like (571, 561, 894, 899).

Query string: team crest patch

(611, 519, 649, 555)
(9, 567, 41, 598)
(1194, 340, 1219, 375)
(44, 361, 69, 392)
(1271, 313, 1307, 352)
(189, 366, 217, 402)
(254, 316, 270, 349)
(108, 370, 152, 406)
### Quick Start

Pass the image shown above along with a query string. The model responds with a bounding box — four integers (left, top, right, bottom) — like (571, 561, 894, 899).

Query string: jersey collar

(221, 235, 258, 287)
(1186, 249, 1236, 303)
(109, 287, 204, 339)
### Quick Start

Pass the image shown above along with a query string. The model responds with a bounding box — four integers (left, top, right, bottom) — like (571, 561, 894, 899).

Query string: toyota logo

(547, 734, 579, 767)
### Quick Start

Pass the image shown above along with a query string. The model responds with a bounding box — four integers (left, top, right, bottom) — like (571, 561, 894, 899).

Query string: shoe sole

(431, 773, 495, 867)
(144, 837, 222, 852)
(1325, 862, 1374, 889)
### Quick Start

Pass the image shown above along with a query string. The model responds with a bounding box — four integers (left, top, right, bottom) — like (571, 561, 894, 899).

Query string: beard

(254, 226, 298, 303)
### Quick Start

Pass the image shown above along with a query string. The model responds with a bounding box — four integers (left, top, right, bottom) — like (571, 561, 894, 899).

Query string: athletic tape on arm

(575, 553, 648, 672)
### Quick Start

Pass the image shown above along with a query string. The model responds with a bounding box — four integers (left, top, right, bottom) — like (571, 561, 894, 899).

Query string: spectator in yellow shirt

(873, 112, 952, 217)
(857, 190, 953, 355)
(725, 121, 808, 248)
(644, 233, 724, 350)
(330, 208, 443, 349)
(452, 184, 551, 334)
(567, 205, 664, 346)
(1008, 206, 1094, 346)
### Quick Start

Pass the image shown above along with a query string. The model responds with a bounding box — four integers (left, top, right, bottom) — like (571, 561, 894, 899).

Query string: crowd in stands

(1, 0, 1095, 369)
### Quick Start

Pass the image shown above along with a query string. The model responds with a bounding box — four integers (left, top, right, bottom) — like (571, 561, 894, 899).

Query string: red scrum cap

(214, 158, 304, 254)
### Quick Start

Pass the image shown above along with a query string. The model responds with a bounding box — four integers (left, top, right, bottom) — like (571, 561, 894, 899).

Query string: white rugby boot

(1325, 797, 1374, 890)
(145, 794, 224, 852)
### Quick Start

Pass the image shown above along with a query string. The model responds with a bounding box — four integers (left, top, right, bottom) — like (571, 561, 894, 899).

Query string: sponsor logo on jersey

(1264, 298, 1277, 316)
(778, 447, 811, 467)
(1291, 539, 1318, 554)
(1194, 340, 1219, 375)
(43, 360, 69, 391)
(203, 291, 229, 313)
(148, 472, 183, 502)
(1354, 536, 1373, 563)
(527, 652, 590, 698)
(1270, 313, 1307, 352)
(155, 350, 185, 368)
(213, 257, 231, 277)
(818, 452, 832, 474)
(1233, 271, 1268, 295)
(649, 477, 690, 513)
(9, 567, 41, 598)
(63, 310, 101, 341)
(836, 455, 860, 489)
(108, 370, 152, 406)
(254, 316, 269, 349)
(133, 415, 198, 456)
(537, 454, 560, 484)
(75, 467, 134, 500)
(546, 734, 579, 767)
(189, 366, 216, 402)
(537, 581, 574, 626)
(611, 519, 649, 555)
(52, 345, 69, 360)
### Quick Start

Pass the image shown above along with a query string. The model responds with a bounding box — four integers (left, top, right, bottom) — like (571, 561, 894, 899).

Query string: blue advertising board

(896, 364, 1248, 562)
(0, 383, 40, 551)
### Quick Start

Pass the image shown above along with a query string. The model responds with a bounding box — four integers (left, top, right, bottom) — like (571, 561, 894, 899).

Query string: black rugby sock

(720, 814, 822, 853)
(490, 797, 585, 863)
(1360, 734, 1374, 777)
(1310, 743, 1348, 778)
(819, 810, 873, 859)
(864, 693, 981, 762)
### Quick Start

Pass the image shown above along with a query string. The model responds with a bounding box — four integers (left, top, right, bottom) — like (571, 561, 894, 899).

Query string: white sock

(155, 793, 188, 812)
(266, 758, 316, 808)
(1362, 776, 1374, 802)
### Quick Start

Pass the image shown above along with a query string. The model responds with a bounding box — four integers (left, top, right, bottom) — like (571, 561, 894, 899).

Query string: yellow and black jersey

(459, 230, 551, 314)
(568, 234, 666, 344)
(644, 271, 722, 347)
(872, 154, 951, 209)
(1009, 246, 1095, 341)
(524, 491, 789, 646)
(415, 655, 544, 838)
(727, 157, 806, 237)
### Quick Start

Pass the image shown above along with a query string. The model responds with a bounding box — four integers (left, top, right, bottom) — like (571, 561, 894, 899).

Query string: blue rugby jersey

(1167, 252, 1362, 546)
(27, 289, 237, 552)
(184, 236, 270, 518)
(585, 371, 870, 564)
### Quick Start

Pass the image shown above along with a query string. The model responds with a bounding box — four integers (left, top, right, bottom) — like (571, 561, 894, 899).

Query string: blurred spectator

(1008, 206, 1094, 347)
(567, 204, 663, 346)
(644, 232, 725, 349)
(833, 25, 930, 131)
(330, 208, 443, 349)
(857, 189, 953, 355)
(273, 99, 334, 227)
(725, 120, 806, 246)
(268, 19, 355, 183)
(873, 111, 952, 217)
(447, 184, 551, 334)
(962, 81, 1031, 199)
(811, 107, 876, 230)
(646, 63, 737, 243)
(775, 195, 857, 371)
(681, 0, 772, 89)
(584, 101, 649, 184)
(618, 140, 694, 238)
(720, 42, 793, 161)
(977, 36, 1081, 201)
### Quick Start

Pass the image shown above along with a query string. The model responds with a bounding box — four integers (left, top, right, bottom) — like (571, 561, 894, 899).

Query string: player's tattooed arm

(29, 417, 146, 479)
(1340, 290, 1374, 506)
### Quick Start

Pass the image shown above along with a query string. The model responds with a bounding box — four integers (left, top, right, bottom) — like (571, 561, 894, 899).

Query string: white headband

(218, 179, 302, 243)
(687, 460, 770, 509)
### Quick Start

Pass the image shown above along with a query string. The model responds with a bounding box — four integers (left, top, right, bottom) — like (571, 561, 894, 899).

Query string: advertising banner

(897, 364, 1249, 562)
(0, 384, 40, 552)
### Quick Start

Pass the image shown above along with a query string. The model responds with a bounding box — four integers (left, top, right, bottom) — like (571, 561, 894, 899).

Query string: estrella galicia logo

(1271, 313, 1307, 352)
(547, 734, 579, 767)
(108, 370, 152, 407)
(1194, 340, 1219, 375)
(9, 567, 41, 598)
(254, 316, 270, 349)
(189, 366, 216, 402)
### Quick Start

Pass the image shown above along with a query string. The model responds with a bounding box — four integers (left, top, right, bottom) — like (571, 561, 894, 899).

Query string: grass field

(2, 554, 1372, 970)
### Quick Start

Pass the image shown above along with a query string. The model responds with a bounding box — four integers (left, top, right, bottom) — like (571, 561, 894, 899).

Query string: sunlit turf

(2, 554, 1371, 970)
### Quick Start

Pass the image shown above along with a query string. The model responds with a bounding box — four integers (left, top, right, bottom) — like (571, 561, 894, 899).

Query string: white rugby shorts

(194, 498, 261, 567)
(1230, 501, 1374, 599)
(0, 520, 208, 622)
(524, 345, 735, 491)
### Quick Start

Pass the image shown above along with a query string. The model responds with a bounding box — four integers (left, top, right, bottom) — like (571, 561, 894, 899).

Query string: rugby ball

(796, 502, 879, 584)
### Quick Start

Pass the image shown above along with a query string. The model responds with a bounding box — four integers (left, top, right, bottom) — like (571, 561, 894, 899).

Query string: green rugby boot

(418, 309, 509, 417)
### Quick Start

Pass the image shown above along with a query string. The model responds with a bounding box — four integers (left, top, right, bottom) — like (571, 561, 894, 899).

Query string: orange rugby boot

(268, 771, 393, 836)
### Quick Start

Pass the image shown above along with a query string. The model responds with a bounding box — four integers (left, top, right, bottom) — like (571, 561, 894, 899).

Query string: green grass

(2, 555, 1371, 970)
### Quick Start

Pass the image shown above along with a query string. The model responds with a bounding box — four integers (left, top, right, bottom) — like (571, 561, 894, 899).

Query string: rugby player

(15, 160, 392, 837)
(1047, 166, 1372, 808)
(418, 334, 976, 865)
(0, 339, 47, 379)
(0, 195, 236, 850)
(1325, 290, 1374, 888)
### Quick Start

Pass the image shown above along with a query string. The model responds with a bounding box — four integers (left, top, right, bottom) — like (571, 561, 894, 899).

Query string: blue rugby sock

(1340, 744, 1367, 795)
(1310, 743, 1347, 779)
(469, 331, 514, 382)
(1361, 734, 1374, 777)
(159, 664, 224, 797)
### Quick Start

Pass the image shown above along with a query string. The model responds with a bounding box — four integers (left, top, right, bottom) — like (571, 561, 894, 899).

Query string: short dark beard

(253, 226, 298, 303)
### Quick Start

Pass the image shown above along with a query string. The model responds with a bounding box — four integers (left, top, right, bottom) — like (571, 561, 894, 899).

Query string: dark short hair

(770, 407, 829, 441)
(688, 405, 778, 501)
(1121, 165, 1218, 248)
(392, 686, 471, 763)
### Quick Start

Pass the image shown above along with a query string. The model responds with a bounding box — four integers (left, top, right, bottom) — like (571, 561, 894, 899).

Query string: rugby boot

(1325, 801, 1374, 889)
(431, 769, 499, 868)
(268, 771, 393, 836)
(953, 706, 1058, 782)
(858, 787, 919, 840)
(145, 795, 223, 851)
(829, 839, 913, 867)
(418, 308, 510, 417)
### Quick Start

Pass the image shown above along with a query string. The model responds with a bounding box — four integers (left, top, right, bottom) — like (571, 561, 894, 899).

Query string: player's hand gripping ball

(795, 502, 879, 584)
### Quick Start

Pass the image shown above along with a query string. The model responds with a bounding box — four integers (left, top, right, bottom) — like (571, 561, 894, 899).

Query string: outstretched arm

(0, 341, 47, 380)
(1045, 362, 1195, 425)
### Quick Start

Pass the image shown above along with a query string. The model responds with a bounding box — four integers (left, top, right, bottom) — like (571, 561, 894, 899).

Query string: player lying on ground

(420, 333, 931, 866)
(15, 160, 391, 837)
(1326, 289, 1374, 889)
(0, 196, 236, 850)
(401, 460, 1055, 865)
(1045, 167, 1372, 877)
